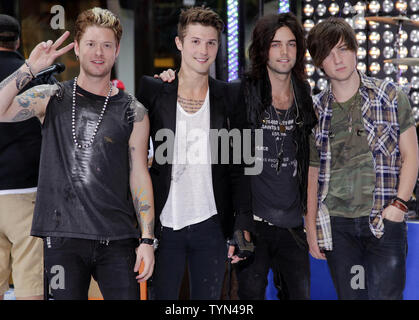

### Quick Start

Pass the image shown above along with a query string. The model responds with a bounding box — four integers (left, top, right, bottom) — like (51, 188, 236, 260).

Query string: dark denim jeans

(151, 215, 227, 300)
(43, 237, 140, 300)
(325, 216, 407, 300)
(234, 221, 310, 300)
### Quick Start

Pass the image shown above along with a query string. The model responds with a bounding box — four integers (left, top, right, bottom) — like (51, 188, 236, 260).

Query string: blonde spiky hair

(74, 7, 122, 44)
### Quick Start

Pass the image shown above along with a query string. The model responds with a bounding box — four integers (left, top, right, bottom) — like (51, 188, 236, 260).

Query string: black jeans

(235, 221, 310, 300)
(43, 237, 139, 300)
(325, 216, 407, 300)
(151, 215, 227, 300)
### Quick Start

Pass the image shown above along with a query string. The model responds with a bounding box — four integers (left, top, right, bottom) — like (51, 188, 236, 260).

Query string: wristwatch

(140, 238, 158, 250)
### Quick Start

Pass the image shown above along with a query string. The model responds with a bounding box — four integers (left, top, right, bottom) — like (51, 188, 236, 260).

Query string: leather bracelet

(394, 196, 409, 207)
(24, 60, 35, 78)
(390, 200, 408, 213)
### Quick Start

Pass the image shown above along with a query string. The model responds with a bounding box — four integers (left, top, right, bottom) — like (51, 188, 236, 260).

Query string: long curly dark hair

(248, 12, 306, 82)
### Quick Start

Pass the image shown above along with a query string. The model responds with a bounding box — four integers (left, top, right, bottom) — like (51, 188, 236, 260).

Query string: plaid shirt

(312, 72, 402, 251)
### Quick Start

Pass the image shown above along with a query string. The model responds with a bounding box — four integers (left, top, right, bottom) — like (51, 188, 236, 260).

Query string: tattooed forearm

(15, 70, 32, 91)
(0, 70, 18, 91)
(12, 109, 35, 122)
(133, 188, 154, 236)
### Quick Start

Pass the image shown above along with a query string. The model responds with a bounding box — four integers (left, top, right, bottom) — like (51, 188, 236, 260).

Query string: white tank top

(160, 89, 217, 230)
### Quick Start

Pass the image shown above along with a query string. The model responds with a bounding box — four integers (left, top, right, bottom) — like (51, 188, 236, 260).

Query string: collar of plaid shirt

(312, 72, 402, 251)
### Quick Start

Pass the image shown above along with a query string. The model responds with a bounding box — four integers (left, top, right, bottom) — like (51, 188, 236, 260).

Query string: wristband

(24, 60, 35, 78)
(140, 238, 158, 250)
(394, 197, 409, 207)
(390, 200, 408, 213)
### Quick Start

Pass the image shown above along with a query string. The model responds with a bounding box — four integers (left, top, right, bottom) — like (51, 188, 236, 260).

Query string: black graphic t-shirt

(251, 103, 303, 228)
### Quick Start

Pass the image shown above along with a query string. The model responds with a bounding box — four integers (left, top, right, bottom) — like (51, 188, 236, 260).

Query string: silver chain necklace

(71, 77, 113, 149)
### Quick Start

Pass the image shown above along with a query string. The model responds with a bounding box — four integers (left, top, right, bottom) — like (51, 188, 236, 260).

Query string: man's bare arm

(128, 102, 155, 282)
(0, 82, 60, 122)
(0, 31, 74, 122)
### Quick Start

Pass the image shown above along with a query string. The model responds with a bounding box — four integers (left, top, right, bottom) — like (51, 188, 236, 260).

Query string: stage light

(411, 0, 419, 12)
(356, 32, 367, 44)
(303, 19, 315, 32)
(304, 4, 314, 16)
(354, 16, 366, 29)
(354, 1, 367, 13)
(398, 76, 408, 86)
(345, 18, 354, 28)
(368, 1, 380, 13)
(343, 2, 353, 15)
(279, 0, 290, 13)
(357, 62, 367, 73)
(369, 47, 381, 59)
(316, 4, 327, 16)
(358, 47, 367, 59)
(227, 0, 239, 82)
(306, 64, 315, 77)
(384, 62, 395, 74)
(369, 32, 380, 44)
(307, 78, 315, 90)
(411, 76, 419, 89)
(398, 64, 409, 73)
(411, 91, 419, 104)
(328, 3, 339, 15)
(305, 50, 312, 62)
(399, 46, 408, 58)
(383, 31, 394, 44)
(410, 30, 419, 42)
(396, 0, 408, 12)
(398, 30, 408, 43)
(383, 46, 394, 59)
(411, 65, 419, 73)
(382, 0, 394, 12)
(368, 21, 380, 30)
(411, 45, 419, 57)
(370, 62, 381, 74)
(317, 78, 328, 91)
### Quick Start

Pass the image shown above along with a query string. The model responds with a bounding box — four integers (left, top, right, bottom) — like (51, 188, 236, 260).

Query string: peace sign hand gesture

(26, 31, 75, 75)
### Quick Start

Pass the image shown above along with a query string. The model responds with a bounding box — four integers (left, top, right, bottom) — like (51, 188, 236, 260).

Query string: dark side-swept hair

(248, 12, 306, 81)
(307, 17, 358, 68)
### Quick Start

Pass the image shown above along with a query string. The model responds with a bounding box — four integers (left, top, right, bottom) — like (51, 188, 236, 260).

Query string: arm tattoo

(12, 109, 35, 122)
(127, 95, 148, 123)
(129, 146, 135, 172)
(133, 188, 154, 235)
(0, 69, 20, 91)
(15, 70, 32, 91)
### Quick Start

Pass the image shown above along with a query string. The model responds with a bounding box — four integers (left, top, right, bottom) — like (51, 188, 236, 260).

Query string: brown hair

(177, 6, 224, 42)
(248, 12, 307, 82)
(307, 17, 358, 68)
(74, 7, 122, 45)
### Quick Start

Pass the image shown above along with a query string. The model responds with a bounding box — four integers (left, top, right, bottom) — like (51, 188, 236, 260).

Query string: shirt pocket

(374, 123, 399, 157)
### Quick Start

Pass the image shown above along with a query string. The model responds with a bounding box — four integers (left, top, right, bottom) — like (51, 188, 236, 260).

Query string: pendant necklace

(71, 77, 113, 149)
(269, 104, 291, 173)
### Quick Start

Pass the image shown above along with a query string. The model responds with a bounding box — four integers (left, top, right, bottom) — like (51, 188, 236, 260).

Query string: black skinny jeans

(235, 221, 311, 300)
(43, 237, 140, 300)
(151, 215, 227, 300)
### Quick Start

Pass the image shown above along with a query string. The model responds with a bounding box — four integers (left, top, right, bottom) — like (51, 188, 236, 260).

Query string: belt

(253, 214, 274, 226)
